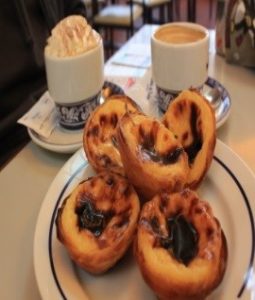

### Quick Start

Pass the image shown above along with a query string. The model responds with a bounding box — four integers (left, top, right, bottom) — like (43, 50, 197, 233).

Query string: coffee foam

(45, 15, 101, 58)
(155, 25, 205, 44)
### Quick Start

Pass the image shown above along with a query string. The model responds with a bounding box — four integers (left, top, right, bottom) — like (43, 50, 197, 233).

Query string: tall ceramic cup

(151, 22, 209, 111)
(44, 16, 104, 130)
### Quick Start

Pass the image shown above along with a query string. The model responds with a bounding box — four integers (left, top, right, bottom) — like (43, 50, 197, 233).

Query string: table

(0, 24, 255, 300)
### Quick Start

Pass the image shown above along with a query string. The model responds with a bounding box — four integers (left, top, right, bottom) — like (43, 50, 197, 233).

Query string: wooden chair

(92, 0, 143, 56)
(133, 0, 173, 24)
(82, 0, 106, 23)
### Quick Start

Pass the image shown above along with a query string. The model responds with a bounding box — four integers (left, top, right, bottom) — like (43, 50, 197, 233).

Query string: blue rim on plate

(47, 150, 255, 299)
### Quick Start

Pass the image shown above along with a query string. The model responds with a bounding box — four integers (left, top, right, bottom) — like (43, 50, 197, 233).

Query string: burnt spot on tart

(99, 154, 112, 168)
(112, 202, 132, 230)
(110, 113, 118, 128)
(138, 122, 156, 149)
(183, 103, 203, 164)
(122, 185, 133, 198)
(99, 115, 107, 127)
(75, 198, 113, 237)
(87, 125, 100, 138)
(162, 214, 198, 265)
(161, 147, 184, 164)
(175, 101, 187, 116)
(163, 133, 169, 142)
(195, 207, 203, 214)
(99, 113, 119, 129)
(149, 213, 198, 265)
(206, 227, 215, 239)
(159, 194, 168, 213)
(150, 216, 162, 236)
(182, 131, 189, 142)
(188, 196, 200, 216)
(114, 212, 130, 228)
(162, 119, 169, 129)
(106, 175, 115, 186)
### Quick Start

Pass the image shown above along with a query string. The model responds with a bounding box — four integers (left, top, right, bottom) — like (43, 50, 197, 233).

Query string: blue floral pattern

(156, 86, 179, 112)
(56, 93, 100, 130)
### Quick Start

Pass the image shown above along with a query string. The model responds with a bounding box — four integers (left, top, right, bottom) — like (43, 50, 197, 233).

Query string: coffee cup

(151, 22, 209, 111)
(44, 16, 104, 130)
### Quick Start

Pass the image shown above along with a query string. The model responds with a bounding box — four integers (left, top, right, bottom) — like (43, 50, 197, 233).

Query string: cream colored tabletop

(0, 25, 255, 300)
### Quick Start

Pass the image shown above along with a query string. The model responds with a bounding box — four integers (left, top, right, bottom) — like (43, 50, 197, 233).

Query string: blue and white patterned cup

(45, 40, 104, 130)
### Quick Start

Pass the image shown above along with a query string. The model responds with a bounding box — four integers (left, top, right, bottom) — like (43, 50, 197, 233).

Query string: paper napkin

(18, 91, 58, 138)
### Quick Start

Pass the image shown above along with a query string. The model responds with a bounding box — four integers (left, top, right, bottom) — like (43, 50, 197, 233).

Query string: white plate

(34, 140, 255, 300)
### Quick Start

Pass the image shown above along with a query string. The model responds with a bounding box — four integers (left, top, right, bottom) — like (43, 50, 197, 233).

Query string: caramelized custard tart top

(135, 189, 227, 300)
(162, 90, 216, 189)
(83, 95, 140, 175)
(56, 172, 140, 273)
(117, 112, 189, 200)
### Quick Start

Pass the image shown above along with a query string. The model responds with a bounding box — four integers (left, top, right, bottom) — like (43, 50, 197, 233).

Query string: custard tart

(135, 189, 227, 300)
(83, 95, 140, 175)
(56, 172, 140, 274)
(117, 112, 189, 201)
(162, 90, 216, 189)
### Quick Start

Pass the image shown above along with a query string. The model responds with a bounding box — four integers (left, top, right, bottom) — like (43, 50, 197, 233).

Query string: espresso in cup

(154, 25, 206, 44)
(45, 15, 104, 130)
(151, 22, 209, 112)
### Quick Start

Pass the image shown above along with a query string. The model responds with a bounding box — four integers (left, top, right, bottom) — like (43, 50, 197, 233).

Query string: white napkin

(18, 91, 58, 138)
(110, 43, 151, 69)
(106, 70, 159, 118)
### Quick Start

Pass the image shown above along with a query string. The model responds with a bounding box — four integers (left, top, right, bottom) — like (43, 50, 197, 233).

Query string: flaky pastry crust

(162, 90, 216, 189)
(135, 189, 227, 300)
(56, 172, 140, 274)
(117, 112, 189, 201)
(83, 95, 140, 175)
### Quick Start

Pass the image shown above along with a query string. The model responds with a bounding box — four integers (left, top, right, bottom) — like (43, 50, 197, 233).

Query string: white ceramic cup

(45, 40, 104, 130)
(151, 22, 209, 111)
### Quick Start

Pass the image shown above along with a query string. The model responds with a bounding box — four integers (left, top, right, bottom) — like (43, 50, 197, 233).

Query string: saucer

(28, 81, 124, 153)
(203, 77, 231, 128)
(28, 125, 83, 154)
